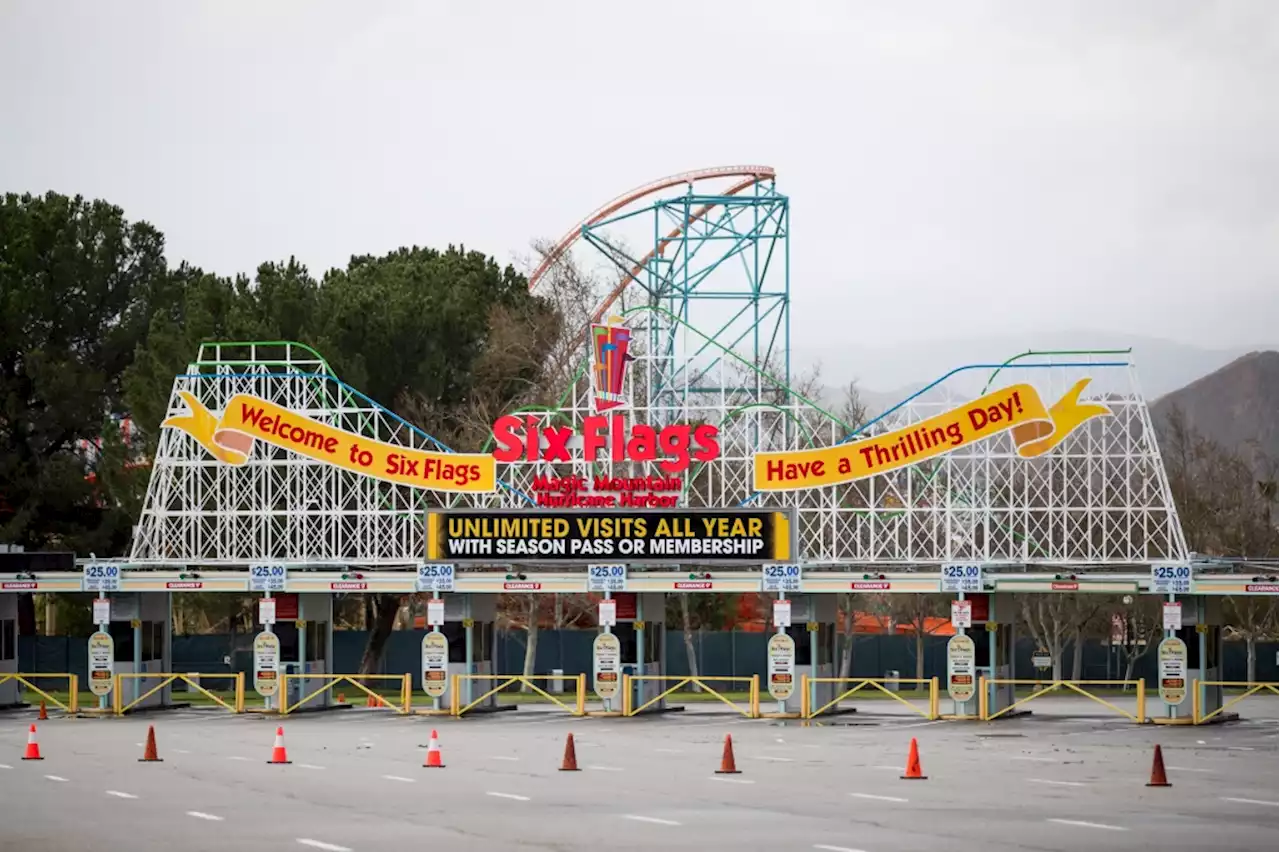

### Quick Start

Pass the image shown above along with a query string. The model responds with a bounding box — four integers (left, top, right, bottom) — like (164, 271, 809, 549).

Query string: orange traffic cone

(900, 737, 927, 780)
(38, 700, 48, 721)
(1146, 744, 1171, 787)
(267, 726, 291, 764)
(22, 724, 42, 761)
(715, 734, 741, 774)
(139, 725, 163, 762)
(559, 733, 581, 771)
(423, 729, 445, 768)
(336, 692, 346, 704)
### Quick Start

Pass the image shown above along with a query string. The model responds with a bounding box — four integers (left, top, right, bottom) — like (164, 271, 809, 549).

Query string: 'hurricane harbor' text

(531, 474, 682, 508)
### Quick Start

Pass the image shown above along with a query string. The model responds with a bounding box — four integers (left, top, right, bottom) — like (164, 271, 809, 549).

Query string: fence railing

(0, 673, 79, 714)
(802, 676, 938, 720)
(451, 674, 586, 717)
(979, 678, 1146, 722)
(1193, 680, 1279, 724)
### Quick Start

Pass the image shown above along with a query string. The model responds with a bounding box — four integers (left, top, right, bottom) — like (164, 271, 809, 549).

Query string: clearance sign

(427, 510, 794, 564)
(753, 378, 1110, 491)
(163, 391, 495, 493)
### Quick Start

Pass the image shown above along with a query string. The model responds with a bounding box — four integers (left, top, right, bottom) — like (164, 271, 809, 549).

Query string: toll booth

(783, 595, 835, 715)
(436, 594, 497, 710)
(276, 594, 333, 711)
(1168, 595, 1224, 721)
(0, 595, 16, 706)
(613, 593, 665, 710)
(110, 593, 172, 710)
(973, 593, 1016, 718)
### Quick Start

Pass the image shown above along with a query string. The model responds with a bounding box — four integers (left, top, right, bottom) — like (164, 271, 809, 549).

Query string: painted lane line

(1047, 819, 1126, 831)
(622, 815, 681, 826)
(1166, 766, 1215, 773)
(0, 763, 11, 769)
(814, 846, 868, 852)
(1225, 746, 1256, 751)
(752, 755, 793, 762)
(588, 765, 623, 772)
(1220, 797, 1279, 806)
(297, 841, 353, 852)
(1010, 756, 1058, 762)
(1028, 778, 1087, 787)
(105, 791, 138, 799)
(296, 763, 326, 770)
(654, 747, 684, 754)
(486, 792, 531, 801)
(872, 765, 902, 771)
(173, 749, 191, 754)
(710, 776, 755, 784)
(187, 812, 224, 821)
(850, 792, 907, 803)
(227, 756, 251, 762)
(490, 756, 520, 762)
(44, 775, 68, 782)
(381, 775, 416, 783)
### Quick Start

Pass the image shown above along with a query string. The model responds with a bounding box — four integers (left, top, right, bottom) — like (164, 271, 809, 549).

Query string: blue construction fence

(18, 630, 1278, 687)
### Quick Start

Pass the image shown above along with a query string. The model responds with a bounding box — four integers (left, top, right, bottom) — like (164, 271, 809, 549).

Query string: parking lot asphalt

(0, 696, 1275, 852)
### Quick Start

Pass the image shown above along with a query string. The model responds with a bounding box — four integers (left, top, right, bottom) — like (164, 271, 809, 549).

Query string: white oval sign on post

(253, 631, 280, 697)
(421, 632, 449, 699)
(767, 632, 796, 701)
(592, 632, 621, 701)
(947, 634, 976, 703)
(88, 631, 114, 696)
(1158, 636, 1188, 706)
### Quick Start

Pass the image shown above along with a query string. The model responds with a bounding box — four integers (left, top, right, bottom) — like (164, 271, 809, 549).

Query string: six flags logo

(591, 315, 634, 413)
(489, 316, 722, 473)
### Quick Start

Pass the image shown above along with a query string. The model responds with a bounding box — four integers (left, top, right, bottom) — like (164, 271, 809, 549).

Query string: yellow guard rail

(1194, 680, 1279, 725)
(114, 673, 244, 715)
(0, 673, 79, 714)
(980, 678, 1146, 723)
(622, 675, 760, 718)
(803, 676, 939, 720)
(451, 674, 586, 717)
(281, 673, 410, 715)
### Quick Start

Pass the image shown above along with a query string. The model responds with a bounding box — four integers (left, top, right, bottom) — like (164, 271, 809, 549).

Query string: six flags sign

(163, 316, 1110, 496)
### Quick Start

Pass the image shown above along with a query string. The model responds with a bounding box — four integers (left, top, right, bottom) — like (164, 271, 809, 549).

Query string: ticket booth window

(305, 622, 327, 662)
(812, 624, 833, 665)
(277, 623, 300, 662)
(0, 619, 14, 661)
(614, 624, 637, 662)
(438, 622, 490, 663)
(644, 624, 660, 663)
(790, 626, 813, 665)
(110, 622, 133, 662)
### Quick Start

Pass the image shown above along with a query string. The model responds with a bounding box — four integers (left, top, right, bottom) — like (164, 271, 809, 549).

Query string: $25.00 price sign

(587, 564, 627, 593)
(941, 563, 982, 593)
(83, 563, 121, 593)
(1151, 564, 1191, 595)
(763, 564, 801, 593)
(249, 564, 287, 593)
(416, 563, 456, 593)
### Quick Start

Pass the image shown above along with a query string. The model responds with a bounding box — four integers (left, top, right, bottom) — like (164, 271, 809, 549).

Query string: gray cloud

(1, 0, 1274, 380)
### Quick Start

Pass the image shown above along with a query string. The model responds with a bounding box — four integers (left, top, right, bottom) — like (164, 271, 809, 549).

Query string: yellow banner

(163, 391, 496, 493)
(753, 379, 1109, 491)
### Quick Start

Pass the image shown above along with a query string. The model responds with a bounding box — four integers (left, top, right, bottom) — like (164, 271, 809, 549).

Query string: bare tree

(1225, 595, 1280, 683)
(1111, 597, 1163, 683)
(892, 594, 950, 683)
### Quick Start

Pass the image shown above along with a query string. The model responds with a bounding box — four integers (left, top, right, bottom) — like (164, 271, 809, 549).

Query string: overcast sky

(2, 1, 1276, 381)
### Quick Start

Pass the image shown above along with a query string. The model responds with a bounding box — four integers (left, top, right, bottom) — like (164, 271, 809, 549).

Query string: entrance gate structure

(10, 166, 1264, 722)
